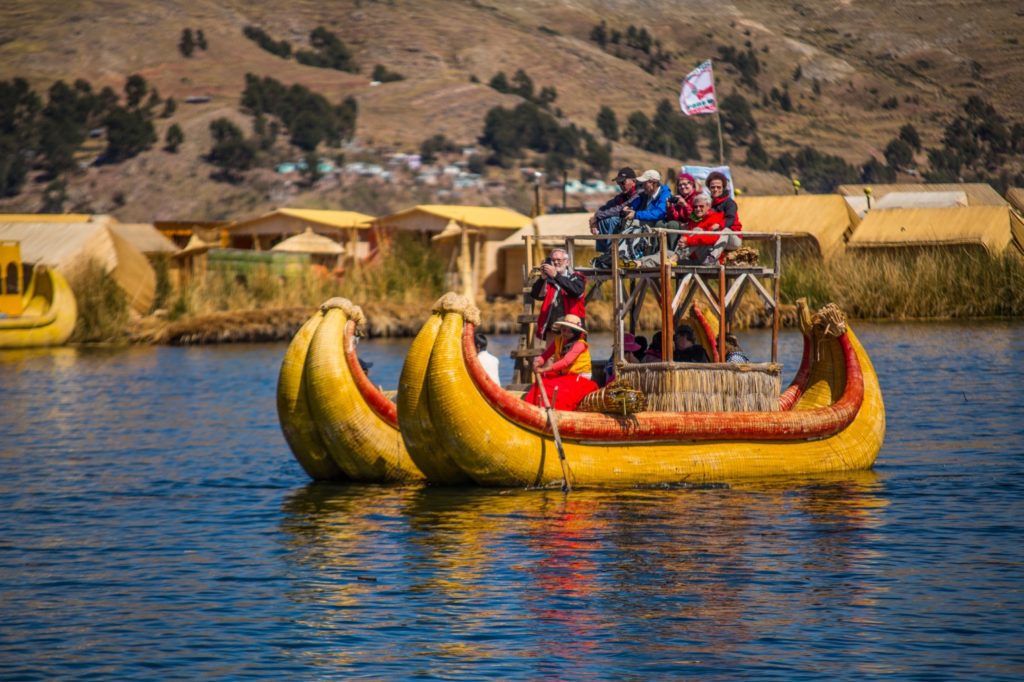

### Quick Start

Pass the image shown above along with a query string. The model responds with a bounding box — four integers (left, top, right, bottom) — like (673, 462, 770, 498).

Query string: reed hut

(735, 195, 859, 261)
(495, 212, 593, 296)
(846, 206, 1024, 256)
(0, 217, 156, 314)
(226, 208, 375, 260)
(375, 205, 531, 297)
(837, 183, 1008, 207)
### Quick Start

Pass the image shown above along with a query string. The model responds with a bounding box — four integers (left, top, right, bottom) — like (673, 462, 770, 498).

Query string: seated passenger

(673, 325, 711, 363)
(618, 169, 672, 262)
(706, 171, 743, 255)
(642, 331, 664, 363)
(525, 314, 599, 411)
(530, 247, 586, 342)
(724, 332, 751, 363)
(662, 173, 701, 250)
(632, 335, 649, 362)
(604, 332, 642, 384)
(590, 167, 638, 256)
(673, 194, 726, 265)
(474, 332, 501, 384)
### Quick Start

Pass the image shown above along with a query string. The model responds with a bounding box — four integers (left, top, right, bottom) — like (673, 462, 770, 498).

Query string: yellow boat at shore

(0, 255, 77, 350)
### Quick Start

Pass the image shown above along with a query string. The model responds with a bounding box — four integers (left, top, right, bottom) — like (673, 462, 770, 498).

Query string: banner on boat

(679, 60, 718, 116)
(682, 165, 733, 191)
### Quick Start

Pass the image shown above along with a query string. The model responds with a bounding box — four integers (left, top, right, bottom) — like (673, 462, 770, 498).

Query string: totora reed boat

(0, 250, 77, 350)
(280, 227, 885, 487)
(277, 297, 424, 482)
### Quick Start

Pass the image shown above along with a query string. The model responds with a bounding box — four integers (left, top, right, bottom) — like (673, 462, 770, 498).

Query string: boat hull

(414, 296, 885, 488)
(302, 299, 425, 482)
(0, 267, 77, 349)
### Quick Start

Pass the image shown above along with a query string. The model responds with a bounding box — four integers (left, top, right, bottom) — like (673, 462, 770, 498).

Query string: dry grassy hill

(1, 0, 1020, 220)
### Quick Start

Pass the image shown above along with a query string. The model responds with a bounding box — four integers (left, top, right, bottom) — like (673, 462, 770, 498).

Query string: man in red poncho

(530, 247, 586, 341)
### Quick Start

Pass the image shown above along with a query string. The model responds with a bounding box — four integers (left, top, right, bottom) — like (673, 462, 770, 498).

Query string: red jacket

(710, 195, 743, 232)
(684, 212, 726, 247)
(665, 192, 698, 223)
(531, 270, 587, 338)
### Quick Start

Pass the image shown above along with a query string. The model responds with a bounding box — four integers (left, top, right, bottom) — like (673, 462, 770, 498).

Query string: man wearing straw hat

(524, 314, 598, 411)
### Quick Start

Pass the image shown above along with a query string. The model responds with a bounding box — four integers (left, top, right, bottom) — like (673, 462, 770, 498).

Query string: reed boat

(0, 265, 77, 349)
(277, 298, 424, 482)
(405, 293, 885, 488)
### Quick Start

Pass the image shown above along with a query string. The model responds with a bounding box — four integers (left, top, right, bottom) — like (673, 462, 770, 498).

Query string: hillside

(1, 0, 1021, 220)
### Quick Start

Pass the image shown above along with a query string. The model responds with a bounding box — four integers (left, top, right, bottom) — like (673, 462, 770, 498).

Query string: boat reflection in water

(278, 472, 888, 675)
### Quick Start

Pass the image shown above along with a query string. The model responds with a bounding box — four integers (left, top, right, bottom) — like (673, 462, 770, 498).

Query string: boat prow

(410, 293, 885, 488)
(0, 266, 77, 349)
(279, 298, 424, 482)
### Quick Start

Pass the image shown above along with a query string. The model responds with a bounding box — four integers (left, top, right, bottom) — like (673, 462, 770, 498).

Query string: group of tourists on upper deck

(589, 166, 743, 267)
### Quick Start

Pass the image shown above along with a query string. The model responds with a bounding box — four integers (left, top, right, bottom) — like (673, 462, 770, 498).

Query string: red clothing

(531, 271, 587, 339)
(665, 192, 698, 222)
(524, 374, 598, 411)
(539, 338, 591, 376)
(711, 195, 743, 232)
(684, 211, 726, 247)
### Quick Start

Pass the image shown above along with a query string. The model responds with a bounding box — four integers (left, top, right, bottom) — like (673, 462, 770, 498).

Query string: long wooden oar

(534, 370, 572, 492)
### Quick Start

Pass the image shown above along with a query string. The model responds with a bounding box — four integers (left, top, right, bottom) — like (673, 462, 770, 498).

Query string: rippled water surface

(2, 323, 1023, 679)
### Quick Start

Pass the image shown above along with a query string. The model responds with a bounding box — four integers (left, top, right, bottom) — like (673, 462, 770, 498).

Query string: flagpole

(715, 109, 725, 165)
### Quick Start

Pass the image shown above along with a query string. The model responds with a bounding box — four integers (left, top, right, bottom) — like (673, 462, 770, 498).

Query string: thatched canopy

(271, 227, 344, 255)
(847, 206, 1023, 255)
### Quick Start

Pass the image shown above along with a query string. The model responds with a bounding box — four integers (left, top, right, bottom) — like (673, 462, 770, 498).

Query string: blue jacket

(630, 184, 671, 222)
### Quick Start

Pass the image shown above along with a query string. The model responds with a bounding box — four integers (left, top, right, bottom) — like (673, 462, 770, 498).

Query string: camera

(543, 257, 553, 266)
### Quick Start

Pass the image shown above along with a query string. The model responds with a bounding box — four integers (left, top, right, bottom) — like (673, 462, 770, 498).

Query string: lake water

(2, 322, 1023, 679)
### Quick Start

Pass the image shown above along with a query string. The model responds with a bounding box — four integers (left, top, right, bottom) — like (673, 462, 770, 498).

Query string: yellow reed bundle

(618, 363, 781, 413)
(577, 379, 648, 415)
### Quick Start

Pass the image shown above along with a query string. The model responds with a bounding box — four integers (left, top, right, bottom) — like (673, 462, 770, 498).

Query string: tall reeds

(67, 259, 130, 343)
(780, 249, 1024, 319)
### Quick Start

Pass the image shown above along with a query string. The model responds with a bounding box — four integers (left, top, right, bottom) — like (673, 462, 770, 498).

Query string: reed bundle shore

(72, 248, 1024, 346)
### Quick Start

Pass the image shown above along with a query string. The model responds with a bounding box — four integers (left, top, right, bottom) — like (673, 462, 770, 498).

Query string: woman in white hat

(525, 314, 598, 410)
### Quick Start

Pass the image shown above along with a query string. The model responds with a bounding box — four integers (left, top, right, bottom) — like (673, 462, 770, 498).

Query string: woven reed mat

(617, 363, 781, 412)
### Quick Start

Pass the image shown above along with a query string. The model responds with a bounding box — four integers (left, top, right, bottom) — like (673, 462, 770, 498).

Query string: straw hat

(552, 314, 587, 335)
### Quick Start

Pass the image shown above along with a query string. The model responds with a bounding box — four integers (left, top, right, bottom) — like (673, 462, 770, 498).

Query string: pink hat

(623, 332, 641, 352)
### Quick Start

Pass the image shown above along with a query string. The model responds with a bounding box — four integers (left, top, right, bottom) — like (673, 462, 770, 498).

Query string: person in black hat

(589, 166, 638, 256)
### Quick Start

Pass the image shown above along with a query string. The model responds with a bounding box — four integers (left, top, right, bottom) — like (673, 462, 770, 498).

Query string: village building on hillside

(375, 205, 531, 298)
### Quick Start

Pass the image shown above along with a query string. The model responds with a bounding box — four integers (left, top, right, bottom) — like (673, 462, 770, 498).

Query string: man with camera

(530, 248, 586, 341)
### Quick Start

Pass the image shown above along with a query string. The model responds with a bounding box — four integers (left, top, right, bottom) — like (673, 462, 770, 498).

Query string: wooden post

(459, 219, 472, 299)
(660, 231, 672, 362)
(718, 264, 727, 363)
(611, 238, 623, 365)
(772, 234, 781, 364)
(565, 238, 575, 271)
(715, 110, 725, 165)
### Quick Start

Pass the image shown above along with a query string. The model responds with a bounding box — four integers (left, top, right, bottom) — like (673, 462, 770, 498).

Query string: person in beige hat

(525, 313, 598, 410)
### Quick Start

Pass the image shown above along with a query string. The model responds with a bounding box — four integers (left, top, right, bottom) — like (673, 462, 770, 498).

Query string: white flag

(679, 60, 718, 116)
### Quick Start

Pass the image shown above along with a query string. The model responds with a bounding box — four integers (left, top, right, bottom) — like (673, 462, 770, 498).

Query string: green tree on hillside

(510, 69, 534, 100)
(295, 27, 358, 73)
(164, 123, 184, 152)
(719, 93, 757, 143)
(489, 71, 510, 94)
(596, 106, 618, 141)
(179, 29, 195, 57)
(124, 74, 148, 108)
(103, 106, 156, 162)
(745, 137, 770, 170)
(207, 117, 256, 180)
(899, 123, 921, 152)
(196, 29, 208, 51)
(884, 138, 914, 169)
